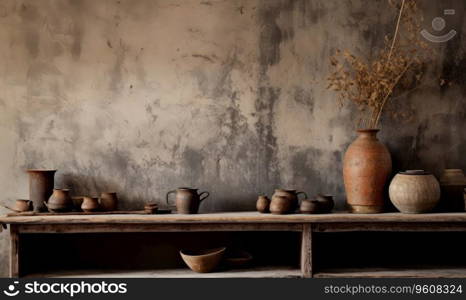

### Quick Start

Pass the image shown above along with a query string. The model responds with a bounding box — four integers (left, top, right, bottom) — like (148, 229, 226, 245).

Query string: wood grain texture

(10, 225, 19, 278)
(300, 224, 312, 278)
(3, 212, 466, 225)
(16, 223, 302, 233)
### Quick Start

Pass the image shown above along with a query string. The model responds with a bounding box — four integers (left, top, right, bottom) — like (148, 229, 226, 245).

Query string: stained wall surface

(0, 0, 465, 276)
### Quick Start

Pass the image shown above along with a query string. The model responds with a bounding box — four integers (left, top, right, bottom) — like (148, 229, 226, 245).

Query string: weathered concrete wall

(0, 0, 465, 276)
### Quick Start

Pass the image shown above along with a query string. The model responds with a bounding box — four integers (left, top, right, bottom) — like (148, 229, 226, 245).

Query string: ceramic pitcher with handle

(166, 188, 210, 214)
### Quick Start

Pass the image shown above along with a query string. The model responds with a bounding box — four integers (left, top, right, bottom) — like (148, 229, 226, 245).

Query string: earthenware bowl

(300, 199, 321, 214)
(180, 247, 226, 273)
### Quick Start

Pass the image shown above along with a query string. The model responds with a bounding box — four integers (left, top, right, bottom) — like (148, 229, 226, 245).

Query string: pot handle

(199, 191, 210, 202)
(166, 190, 176, 206)
(43, 201, 48, 208)
(296, 192, 308, 201)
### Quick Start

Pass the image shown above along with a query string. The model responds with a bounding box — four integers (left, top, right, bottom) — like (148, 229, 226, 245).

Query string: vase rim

(27, 169, 57, 173)
(399, 170, 431, 175)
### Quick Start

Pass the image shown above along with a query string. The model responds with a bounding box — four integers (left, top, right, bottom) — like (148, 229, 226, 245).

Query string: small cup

(15, 199, 33, 212)
(81, 197, 100, 212)
(316, 194, 334, 213)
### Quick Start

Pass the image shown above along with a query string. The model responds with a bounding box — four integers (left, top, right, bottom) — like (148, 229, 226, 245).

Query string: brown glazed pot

(166, 188, 210, 214)
(256, 195, 270, 213)
(27, 169, 56, 212)
(439, 169, 466, 212)
(343, 129, 392, 214)
(389, 170, 441, 214)
(271, 189, 307, 214)
(100, 192, 118, 211)
(299, 199, 321, 214)
(46, 189, 73, 212)
(81, 197, 100, 212)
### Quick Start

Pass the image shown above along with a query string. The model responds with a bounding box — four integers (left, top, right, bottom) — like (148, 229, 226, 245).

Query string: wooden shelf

(3, 212, 466, 225)
(24, 267, 301, 278)
(314, 267, 466, 278)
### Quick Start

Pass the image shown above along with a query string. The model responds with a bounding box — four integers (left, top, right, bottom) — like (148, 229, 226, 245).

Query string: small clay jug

(300, 199, 321, 214)
(256, 195, 270, 213)
(46, 189, 73, 212)
(316, 194, 335, 213)
(15, 199, 33, 212)
(81, 197, 100, 212)
(271, 189, 307, 214)
(100, 192, 118, 211)
(166, 187, 209, 214)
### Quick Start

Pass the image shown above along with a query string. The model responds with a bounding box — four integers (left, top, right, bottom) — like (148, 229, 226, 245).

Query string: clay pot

(166, 188, 209, 214)
(343, 129, 392, 214)
(15, 199, 33, 212)
(81, 197, 100, 212)
(256, 195, 270, 213)
(270, 195, 292, 214)
(180, 247, 226, 273)
(389, 170, 440, 214)
(439, 169, 466, 212)
(46, 189, 73, 213)
(271, 189, 307, 214)
(316, 194, 335, 213)
(299, 199, 321, 214)
(100, 192, 118, 211)
(27, 169, 56, 212)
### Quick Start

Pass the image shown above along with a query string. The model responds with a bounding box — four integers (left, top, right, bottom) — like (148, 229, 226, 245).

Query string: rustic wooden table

(2, 212, 466, 278)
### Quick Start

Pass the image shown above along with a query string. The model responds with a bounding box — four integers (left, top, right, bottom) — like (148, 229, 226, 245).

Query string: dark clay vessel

(256, 195, 270, 213)
(166, 188, 209, 214)
(46, 189, 73, 212)
(27, 169, 56, 212)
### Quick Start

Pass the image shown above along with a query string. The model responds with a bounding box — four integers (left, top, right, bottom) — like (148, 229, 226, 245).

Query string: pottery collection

(439, 169, 466, 212)
(27, 169, 56, 212)
(166, 188, 209, 214)
(46, 189, 73, 213)
(343, 129, 392, 214)
(389, 170, 441, 214)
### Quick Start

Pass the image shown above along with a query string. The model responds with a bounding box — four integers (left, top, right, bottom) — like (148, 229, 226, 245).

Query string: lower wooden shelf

(314, 267, 466, 278)
(24, 266, 301, 278)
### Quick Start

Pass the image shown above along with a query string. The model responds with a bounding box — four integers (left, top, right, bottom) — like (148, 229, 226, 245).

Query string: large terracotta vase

(343, 129, 392, 213)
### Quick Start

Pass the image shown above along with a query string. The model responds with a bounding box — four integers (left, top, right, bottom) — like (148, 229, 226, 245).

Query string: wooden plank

(3, 212, 466, 225)
(6, 210, 153, 217)
(314, 222, 466, 232)
(314, 267, 466, 278)
(17, 223, 303, 234)
(300, 224, 312, 278)
(10, 225, 19, 278)
(23, 267, 301, 278)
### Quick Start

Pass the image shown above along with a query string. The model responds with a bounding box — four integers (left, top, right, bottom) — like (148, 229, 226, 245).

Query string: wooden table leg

(10, 225, 19, 278)
(301, 223, 312, 278)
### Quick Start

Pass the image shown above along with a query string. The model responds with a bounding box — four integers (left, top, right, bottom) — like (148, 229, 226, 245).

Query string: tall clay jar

(343, 129, 392, 213)
(27, 169, 56, 212)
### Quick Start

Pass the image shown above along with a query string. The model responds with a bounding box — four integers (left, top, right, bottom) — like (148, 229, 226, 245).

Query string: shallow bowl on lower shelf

(180, 247, 226, 273)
